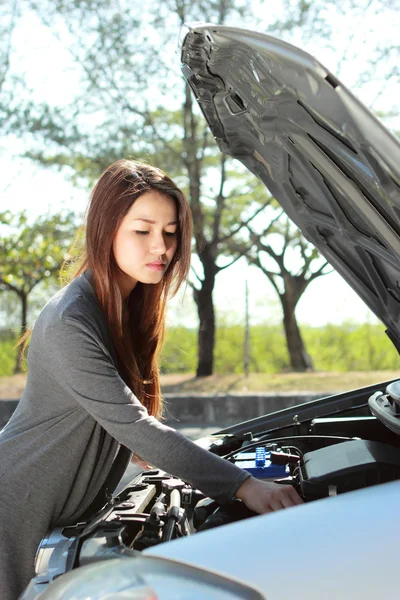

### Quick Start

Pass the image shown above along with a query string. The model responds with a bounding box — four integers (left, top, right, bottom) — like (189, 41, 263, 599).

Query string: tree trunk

(14, 292, 27, 374)
(281, 294, 313, 372)
(193, 255, 216, 377)
(194, 286, 215, 376)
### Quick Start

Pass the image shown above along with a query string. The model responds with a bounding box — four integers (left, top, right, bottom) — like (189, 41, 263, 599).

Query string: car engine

(22, 384, 400, 599)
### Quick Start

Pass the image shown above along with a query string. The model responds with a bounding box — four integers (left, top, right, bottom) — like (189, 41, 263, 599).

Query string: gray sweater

(0, 270, 249, 599)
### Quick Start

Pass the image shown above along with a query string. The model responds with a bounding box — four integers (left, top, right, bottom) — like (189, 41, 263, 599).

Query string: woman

(0, 159, 302, 599)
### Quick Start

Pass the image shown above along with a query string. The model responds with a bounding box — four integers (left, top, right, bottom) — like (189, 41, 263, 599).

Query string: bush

(1, 321, 398, 377)
(162, 321, 399, 374)
(303, 322, 400, 371)
(160, 327, 197, 373)
(0, 330, 19, 376)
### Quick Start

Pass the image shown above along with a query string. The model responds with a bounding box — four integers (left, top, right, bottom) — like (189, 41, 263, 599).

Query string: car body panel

(145, 479, 400, 600)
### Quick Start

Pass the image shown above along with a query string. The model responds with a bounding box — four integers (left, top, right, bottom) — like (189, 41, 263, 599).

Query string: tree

(10, 0, 275, 376)
(0, 0, 42, 140)
(247, 216, 332, 371)
(267, 0, 400, 126)
(6, 0, 400, 375)
(0, 0, 18, 96)
(189, 159, 273, 375)
(0, 210, 77, 372)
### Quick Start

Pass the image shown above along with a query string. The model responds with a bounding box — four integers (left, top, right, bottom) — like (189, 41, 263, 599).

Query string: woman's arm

(45, 315, 302, 511)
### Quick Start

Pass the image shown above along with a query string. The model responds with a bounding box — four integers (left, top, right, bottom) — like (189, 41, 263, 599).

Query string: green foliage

(0, 282, 61, 329)
(302, 322, 400, 371)
(0, 331, 19, 376)
(0, 290, 20, 328)
(213, 323, 289, 373)
(160, 327, 197, 374)
(0, 209, 79, 372)
(1, 320, 399, 377)
(0, 209, 78, 295)
(159, 321, 400, 374)
(5, 0, 400, 378)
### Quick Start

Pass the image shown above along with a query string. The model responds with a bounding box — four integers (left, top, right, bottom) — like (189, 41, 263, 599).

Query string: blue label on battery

(235, 449, 289, 479)
(255, 447, 266, 467)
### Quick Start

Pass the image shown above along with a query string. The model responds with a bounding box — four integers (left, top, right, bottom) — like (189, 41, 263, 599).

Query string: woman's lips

(147, 262, 165, 271)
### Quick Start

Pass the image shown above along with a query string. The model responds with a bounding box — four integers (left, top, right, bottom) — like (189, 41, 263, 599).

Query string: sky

(1, 1, 399, 329)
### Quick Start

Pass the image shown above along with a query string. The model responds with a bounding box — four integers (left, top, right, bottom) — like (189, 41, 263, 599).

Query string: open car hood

(179, 24, 400, 352)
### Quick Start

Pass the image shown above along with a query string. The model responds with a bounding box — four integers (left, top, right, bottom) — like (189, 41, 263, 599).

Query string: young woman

(0, 159, 302, 599)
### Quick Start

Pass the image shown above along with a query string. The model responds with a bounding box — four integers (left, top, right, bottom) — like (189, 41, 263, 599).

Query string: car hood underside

(180, 24, 400, 351)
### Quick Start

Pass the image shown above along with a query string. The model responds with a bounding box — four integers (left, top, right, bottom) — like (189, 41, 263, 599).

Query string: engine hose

(162, 489, 181, 542)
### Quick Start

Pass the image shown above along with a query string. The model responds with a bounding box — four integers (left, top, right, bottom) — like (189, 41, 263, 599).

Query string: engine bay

(25, 382, 400, 597)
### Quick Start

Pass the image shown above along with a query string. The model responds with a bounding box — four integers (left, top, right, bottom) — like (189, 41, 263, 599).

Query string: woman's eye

(134, 230, 149, 235)
(165, 231, 177, 237)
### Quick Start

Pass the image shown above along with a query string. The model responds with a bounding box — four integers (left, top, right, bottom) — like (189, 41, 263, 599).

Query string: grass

(159, 371, 400, 393)
(2, 371, 399, 399)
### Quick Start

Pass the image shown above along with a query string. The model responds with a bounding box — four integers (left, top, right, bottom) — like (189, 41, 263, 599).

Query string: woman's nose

(150, 234, 167, 255)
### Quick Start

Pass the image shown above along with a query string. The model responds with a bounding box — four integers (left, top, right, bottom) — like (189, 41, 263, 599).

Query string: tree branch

(218, 201, 273, 245)
(186, 279, 197, 292)
(212, 154, 227, 243)
(190, 265, 203, 284)
(32, 4, 180, 159)
(0, 277, 22, 295)
(246, 209, 284, 247)
(217, 244, 250, 271)
(248, 253, 281, 296)
(0, 0, 18, 94)
(252, 236, 283, 270)
(199, 126, 210, 162)
(307, 261, 333, 282)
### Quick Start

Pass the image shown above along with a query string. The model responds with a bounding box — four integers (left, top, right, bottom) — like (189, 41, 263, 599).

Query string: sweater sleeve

(44, 316, 250, 504)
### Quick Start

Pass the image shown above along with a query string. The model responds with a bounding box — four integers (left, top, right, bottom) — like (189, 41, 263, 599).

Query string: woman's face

(112, 190, 178, 299)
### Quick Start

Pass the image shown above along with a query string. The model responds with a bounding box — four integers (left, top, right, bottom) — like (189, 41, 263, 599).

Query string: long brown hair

(21, 160, 192, 419)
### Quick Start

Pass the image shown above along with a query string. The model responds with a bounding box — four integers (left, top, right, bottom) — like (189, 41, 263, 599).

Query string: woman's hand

(235, 476, 303, 514)
(130, 453, 153, 470)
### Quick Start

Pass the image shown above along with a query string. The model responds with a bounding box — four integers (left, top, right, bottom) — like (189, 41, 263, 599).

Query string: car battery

(234, 447, 289, 479)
